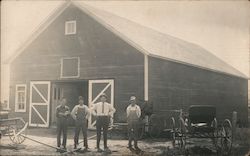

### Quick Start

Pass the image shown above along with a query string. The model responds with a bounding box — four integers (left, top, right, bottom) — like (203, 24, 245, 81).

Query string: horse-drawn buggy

(0, 111, 28, 144)
(171, 105, 233, 155)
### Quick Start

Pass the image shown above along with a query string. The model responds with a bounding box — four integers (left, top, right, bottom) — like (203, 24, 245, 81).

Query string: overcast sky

(1, 0, 250, 76)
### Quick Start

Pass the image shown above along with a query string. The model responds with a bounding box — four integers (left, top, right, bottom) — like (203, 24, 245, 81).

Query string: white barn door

(88, 79, 114, 129)
(29, 81, 51, 127)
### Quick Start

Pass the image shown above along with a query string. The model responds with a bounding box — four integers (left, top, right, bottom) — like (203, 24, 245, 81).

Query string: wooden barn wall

(9, 5, 144, 123)
(148, 56, 248, 125)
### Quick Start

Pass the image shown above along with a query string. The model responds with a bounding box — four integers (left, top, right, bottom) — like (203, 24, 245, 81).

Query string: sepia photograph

(0, 0, 250, 155)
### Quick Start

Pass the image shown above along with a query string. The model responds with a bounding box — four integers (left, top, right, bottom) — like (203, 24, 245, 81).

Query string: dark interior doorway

(50, 81, 88, 127)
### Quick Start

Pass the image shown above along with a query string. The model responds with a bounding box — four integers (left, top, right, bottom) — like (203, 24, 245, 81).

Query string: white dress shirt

(92, 102, 116, 116)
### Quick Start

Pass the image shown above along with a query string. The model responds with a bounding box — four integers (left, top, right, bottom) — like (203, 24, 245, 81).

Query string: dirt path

(0, 128, 249, 155)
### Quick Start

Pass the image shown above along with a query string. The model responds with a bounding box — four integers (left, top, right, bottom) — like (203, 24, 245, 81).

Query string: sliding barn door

(29, 81, 51, 127)
(88, 80, 114, 129)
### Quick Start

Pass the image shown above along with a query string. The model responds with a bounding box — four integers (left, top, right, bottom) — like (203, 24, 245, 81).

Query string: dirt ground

(0, 127, 249, 156)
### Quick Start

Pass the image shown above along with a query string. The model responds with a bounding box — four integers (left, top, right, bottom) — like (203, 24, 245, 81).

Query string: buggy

(171, 105, 232, 155)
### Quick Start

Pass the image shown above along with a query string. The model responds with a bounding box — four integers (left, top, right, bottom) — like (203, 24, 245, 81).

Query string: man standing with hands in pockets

(126, 96, 141, 151)
(92, 93, 116, 153)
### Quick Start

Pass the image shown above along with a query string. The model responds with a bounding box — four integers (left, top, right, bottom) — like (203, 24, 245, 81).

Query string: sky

(1, 0, 250, 101)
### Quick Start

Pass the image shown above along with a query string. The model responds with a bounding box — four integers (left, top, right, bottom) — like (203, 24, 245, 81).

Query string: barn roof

(78, 3, 246, 78)
(6, 1, 247, 78)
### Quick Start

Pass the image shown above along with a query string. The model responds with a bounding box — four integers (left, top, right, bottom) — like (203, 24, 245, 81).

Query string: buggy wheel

(138, 120, 145, 140)
(177, 117, 186, 150)
(148, 114, 163, 138)
(211, 118, 218, 148)
(8, 125, 26, 144)
(170, 117, 176, 146)
(220, 119, 233, 155)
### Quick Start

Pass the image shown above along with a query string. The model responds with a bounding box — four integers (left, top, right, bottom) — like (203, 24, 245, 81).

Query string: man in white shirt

(71, 96, 90, 150)
(92, 93, 116, 152)
(126, 96, 141, 150)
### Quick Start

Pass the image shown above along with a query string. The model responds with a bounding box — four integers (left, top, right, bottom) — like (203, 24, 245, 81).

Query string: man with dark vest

(56, 97, 70, 151)
(92, 93, 116, 152)
(126, 96, 141, 150)
(71, 96, 90, 150)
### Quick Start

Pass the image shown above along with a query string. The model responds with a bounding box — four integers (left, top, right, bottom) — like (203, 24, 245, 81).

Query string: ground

(0, 128, 249, 156)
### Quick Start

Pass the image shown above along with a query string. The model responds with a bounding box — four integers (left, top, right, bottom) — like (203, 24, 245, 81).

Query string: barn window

(65, 20, 76, 35)
(15, 84, 27, 112)
(61, 57, 80, 78)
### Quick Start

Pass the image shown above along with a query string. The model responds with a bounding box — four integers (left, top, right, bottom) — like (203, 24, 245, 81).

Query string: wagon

(170, 105, 233, 155)
(0, 111, 28, 144)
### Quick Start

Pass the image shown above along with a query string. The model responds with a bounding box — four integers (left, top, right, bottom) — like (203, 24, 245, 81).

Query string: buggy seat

(188, 105, 216, 126)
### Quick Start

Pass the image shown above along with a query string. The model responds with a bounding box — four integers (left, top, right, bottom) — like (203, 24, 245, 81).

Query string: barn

(6, 2, 248, 128)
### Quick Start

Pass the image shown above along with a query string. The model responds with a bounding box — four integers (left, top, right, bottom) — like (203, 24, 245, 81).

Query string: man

(141, 101, 153, 132)
(126, 96, 141, 151)
(56, 97, 70, 151)
(71, 96, 90, 150)
(92, 93, 116, 152)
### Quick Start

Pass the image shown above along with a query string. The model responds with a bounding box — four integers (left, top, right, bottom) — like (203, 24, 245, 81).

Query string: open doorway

(50, 81, 88, 127)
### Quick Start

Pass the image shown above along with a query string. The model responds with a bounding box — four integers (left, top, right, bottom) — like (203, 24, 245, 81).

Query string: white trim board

(144, 55, 149, 101)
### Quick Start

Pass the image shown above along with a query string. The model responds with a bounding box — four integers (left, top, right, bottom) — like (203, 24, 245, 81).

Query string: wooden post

(144, 55, 149, 101)
(232, 111, 237, 141)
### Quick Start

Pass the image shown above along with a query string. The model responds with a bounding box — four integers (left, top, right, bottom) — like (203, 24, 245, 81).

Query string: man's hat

(100, 93, 107, 98)
(79, 96, 84, 100)
(130, 96, 136, 101)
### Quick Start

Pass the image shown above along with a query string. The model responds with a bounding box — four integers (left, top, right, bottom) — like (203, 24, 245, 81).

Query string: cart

(0, 115, 28, 144)
(171, 105, 232, 155)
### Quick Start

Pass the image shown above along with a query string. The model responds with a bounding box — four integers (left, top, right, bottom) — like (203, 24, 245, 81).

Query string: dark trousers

(96, 116, 109, 148)
(128, 120, 139, 148)
(57, 122, 67, 147)
(74, 121, 88, 148)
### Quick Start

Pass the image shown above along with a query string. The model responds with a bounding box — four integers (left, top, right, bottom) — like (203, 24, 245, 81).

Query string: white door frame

(88, 79, 114, 129)
(29, 81, 51, 127)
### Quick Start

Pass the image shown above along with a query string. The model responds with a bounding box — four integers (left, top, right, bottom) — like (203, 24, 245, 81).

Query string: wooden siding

(148, 56, 248, 125)
(9, 5, 144, 123)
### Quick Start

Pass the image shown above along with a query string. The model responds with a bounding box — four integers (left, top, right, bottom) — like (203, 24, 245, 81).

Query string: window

(65, 20, 76, 35)
(15, 84, 27, 112)
(60, 57, 80, 78)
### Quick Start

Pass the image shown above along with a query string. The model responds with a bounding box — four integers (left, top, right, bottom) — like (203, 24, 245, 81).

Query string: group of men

(56, 93, 141, 153)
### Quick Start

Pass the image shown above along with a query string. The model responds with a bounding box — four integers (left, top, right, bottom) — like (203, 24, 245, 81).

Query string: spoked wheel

(211, 118, 218, 149)
(177, 117, 186, 150)
(170, 117, 176, 146)
(148, 114, 164, 138)
(220, 119, 233, 155)
(8, 124, 27, 144)
(138, 119, 145, 140)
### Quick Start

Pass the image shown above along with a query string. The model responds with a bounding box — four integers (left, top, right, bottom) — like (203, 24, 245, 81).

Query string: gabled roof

(6, 1, 247, 79)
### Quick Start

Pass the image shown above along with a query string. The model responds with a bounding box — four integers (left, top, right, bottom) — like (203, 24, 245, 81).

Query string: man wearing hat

(56, 97, 70, 151)
(126, 96, 141, 150)
(71, 96, 90, 150)
(92, 93, 116, 152)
